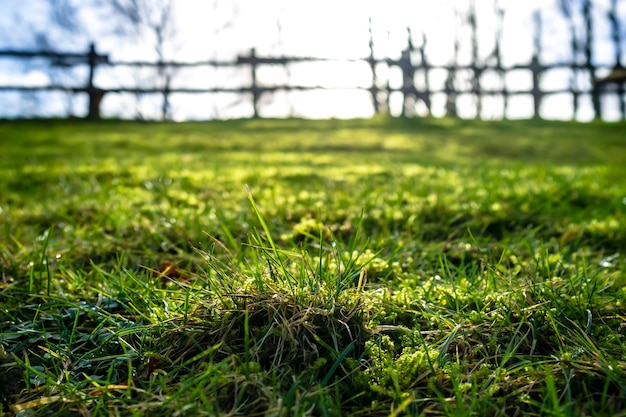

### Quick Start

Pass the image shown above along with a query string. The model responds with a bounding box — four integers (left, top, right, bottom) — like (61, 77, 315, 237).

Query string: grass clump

(1, 117, 626, 416)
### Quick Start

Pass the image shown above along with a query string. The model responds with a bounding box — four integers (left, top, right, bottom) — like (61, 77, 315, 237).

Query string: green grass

(1, 116, 625, 416)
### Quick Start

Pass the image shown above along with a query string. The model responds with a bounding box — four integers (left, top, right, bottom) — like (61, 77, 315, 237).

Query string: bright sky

(0, 0, 624, 120)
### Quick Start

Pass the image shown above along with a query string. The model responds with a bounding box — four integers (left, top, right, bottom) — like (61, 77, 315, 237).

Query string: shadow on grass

(1, 116, 625, 167)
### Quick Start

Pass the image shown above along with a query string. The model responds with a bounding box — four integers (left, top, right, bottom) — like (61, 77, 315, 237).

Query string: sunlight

(2, 0, 623, 120)
(169, 0, 545, 119)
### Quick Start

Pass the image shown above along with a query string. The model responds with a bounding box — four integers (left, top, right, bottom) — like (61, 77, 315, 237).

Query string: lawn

(1, 117, 625, 416)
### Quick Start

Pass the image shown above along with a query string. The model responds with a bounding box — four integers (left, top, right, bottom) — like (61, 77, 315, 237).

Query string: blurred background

(0, 0, 625, 121)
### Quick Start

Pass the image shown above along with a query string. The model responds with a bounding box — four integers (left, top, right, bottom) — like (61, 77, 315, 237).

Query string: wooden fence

(1, 30, 625, 120)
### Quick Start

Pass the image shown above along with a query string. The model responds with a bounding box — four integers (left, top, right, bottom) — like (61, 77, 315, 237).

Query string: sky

(0, 0, 625, 120)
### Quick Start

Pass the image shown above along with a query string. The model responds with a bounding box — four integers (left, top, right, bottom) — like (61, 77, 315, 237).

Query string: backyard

(1, 117, 625, 416)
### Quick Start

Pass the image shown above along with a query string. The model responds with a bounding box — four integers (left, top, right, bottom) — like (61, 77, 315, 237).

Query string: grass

(0, 116, 625, 416)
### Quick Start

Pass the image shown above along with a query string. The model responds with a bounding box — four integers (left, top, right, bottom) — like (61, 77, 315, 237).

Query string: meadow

(1, 117, 625, 416)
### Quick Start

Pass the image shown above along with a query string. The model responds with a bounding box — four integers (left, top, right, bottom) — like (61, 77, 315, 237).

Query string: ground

(0, 117, 625, 416)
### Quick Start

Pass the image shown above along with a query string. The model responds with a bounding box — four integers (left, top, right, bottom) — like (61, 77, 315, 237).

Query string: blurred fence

(0, 12, 625, 120)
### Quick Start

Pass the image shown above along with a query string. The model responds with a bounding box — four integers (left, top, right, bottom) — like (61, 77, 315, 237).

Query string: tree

(105, 0, 179, 120)
(10, 0, 97, 117)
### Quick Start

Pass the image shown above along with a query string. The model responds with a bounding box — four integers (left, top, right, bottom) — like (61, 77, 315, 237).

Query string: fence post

(583, 0, 601, 118)
(399, 49, 415, 117)
(493, 5, 507, 119)
(446, 30, 460, 118)
(367, 18, 382, 114)
(608, 0, 625, 119)
(444, 66, 457, 117)
(250, 48, 260, 118)
(530, 54, 543, 119)
(419, 33, 432, 115)
(531, 12, 543, 119)
(86, 42, 106, 120)
(469, 0, 482, 117)
(570, 34, 580, 120)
